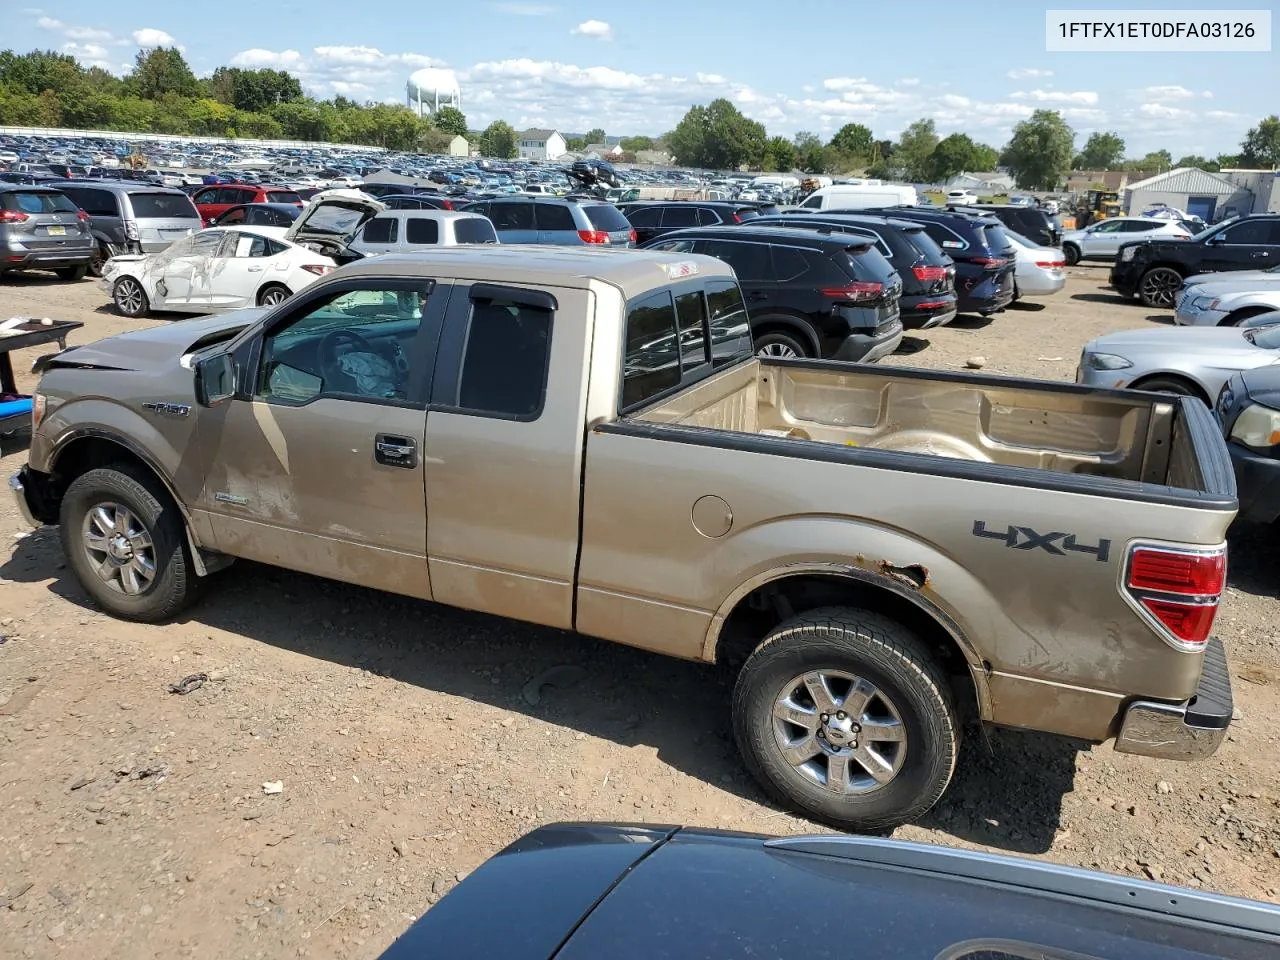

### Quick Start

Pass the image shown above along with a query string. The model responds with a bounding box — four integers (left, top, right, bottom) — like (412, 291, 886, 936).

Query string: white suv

(347, 210, 499, 256)
(1061, 216, 1192, 265)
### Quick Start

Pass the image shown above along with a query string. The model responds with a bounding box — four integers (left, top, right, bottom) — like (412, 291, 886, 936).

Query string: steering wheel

(318, 328, 377, 388)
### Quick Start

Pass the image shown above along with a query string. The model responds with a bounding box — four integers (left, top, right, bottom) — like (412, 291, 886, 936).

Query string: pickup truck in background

(11, 246, 1238, 831)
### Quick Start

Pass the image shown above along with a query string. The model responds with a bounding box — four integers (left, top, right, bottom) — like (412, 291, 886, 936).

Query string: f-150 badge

(141, 401, 191, 418)
(972, 521, 1111, 562)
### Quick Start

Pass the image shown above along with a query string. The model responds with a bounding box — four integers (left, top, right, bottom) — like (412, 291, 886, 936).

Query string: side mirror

(194, 353, 236, 407)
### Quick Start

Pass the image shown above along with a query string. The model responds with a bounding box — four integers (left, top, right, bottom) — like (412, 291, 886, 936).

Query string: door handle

(247, 265, 263, 271)
(1251, 252, 1268, 258)
(374, 434, 418, 468)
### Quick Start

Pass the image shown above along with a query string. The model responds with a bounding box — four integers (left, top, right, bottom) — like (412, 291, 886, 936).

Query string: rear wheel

(88, 242, 116, 278)
(56, 265, 87, 282)
(1063, 243, 1080, 266)
(257, 283, 291, 307)
(733, 607, 960, 832)
(754, 328, 811, 359)
(1138, 266, 1183, 309)
(112, 276, 149, 317)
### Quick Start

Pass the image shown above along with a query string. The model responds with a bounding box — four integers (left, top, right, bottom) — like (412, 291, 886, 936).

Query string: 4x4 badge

(972, 521, 1111, 562)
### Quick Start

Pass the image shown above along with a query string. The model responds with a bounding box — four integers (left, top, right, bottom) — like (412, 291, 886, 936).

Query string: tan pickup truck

(11, 247, 1237, 831)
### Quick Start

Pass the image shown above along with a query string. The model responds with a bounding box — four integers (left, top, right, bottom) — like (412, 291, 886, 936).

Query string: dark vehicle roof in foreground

(377, 824, 1280, 960)
(654, 224, 877, 251)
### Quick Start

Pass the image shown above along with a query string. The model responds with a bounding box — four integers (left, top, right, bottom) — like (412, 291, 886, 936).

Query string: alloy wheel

(757, 341, 799, 359)
(114, 278, 144, 315)
(1140, 268, 1182, 308)
(772, 669, 907, 794)
(80, 502, 157, 596)
(261, 288, 289, 306)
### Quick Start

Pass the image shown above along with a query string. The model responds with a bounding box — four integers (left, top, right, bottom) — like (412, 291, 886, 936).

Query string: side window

(215, 187, 241, 204)
(257, 286, 430, 406)
(1222, 220, 1271, 244)
(624, 206, 662, 228)
(193, 188, 217, 205)
(467, 202, 490, 218)
(188, 231, 224, 257)
(661, 205, 699, 228)
(534, 204, 576, 231)
(220, 207, 246, 224)
(454, 299, 553, 419)
(1122, 220, 1158, 232)
(362, 216, 398, 244)
(674, 289, 709, 372)
(405, 218, 440, 244)
(650, 240, 696, 253)
(696, 208, 723, 226)
(705, 280, 753, 367)
(703, 240, 771, 282)
(622, 290, 680, 409)
(925, 224, 966, 251)
(488, 202, 534, 231)
(69, 188, 118, 216)
(801, 194, 823, 208)
(770, 246, 809, 281)
(1091, 220, 1122, 234)
(263, 237, 288, 256)
(226, 232, 269, 258)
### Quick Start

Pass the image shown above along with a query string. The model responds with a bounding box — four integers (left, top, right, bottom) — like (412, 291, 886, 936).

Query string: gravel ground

(1, 266, 1278, 960)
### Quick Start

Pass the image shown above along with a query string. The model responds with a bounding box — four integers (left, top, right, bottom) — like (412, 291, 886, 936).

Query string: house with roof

(945, 171, 1015, 192)
(585, 143, 624, 159)
(448, 135, 470, 158)
(517, 129, 567, 161)
(1123, 167, 1254, 222)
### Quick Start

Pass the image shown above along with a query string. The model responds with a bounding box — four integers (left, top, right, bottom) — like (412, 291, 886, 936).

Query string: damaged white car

(282, 188, 386, 261)
(101, 226, 337, 318)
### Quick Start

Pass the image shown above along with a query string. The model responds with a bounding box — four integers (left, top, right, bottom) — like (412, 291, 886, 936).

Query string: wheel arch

(1221, 305, 1275, 327)
(705, 563, 990, 723)
(750, 313, 821, 356)
(1126, 371, 1210, 404)
(256, 281, 292, 305)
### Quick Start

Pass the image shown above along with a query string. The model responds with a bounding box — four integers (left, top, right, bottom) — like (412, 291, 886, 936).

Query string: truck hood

(284, 188, 385, 245)
(52, 309, 264, 372)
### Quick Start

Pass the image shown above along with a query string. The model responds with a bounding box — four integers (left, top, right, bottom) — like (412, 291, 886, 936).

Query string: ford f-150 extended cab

(10, 246, 1239, 831)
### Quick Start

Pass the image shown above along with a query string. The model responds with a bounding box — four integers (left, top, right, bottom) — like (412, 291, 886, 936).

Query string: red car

(190, 184, 302, 225)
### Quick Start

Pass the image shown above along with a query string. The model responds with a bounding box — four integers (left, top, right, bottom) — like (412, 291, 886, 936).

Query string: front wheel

(112, 276, 150, 317)
(1138, 266, 1183, 309)
(733, 608, 960, 832)
(59, 465, 199, 622)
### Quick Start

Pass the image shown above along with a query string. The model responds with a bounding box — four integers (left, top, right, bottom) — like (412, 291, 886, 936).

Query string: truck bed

(627, 358, 1235, 504)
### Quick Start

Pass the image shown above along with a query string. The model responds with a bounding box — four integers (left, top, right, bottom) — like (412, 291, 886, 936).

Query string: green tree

(583, 127, 606, 145)
(480, 120, 518, 158)
(206, 67, 302, 113)
(619, 135, 653, 152)
(1072, 131, 1125, 170)
(565, 136, 587, 151)
(667, 100, 765, 169)
(420, 127, 455, 154)
(762, 136, 797, 172)
(1215, 152, 1240, 169)
(792, 131, 826, 172)
(434, 106, 467, 137)
(126, 47, 200, 100)
(1239, 115, 1280, 167)
(1001, 110, 1074, 190)
(828, 123, 874, 160)
(1126, 149, 1172, 173)
(923, 133, 988, 182)
(893, 118, 939, 181)
(1176, 154, 1219, 171)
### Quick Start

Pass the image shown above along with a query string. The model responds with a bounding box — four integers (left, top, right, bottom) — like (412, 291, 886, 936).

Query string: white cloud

(132, 27, 178, 48)
(899, 77, 921, 86)
(1139, 103, 1193, 120)
(60, 41, 113, 70)
(231, 48, 305, 68)
(1007, 67, 1053, 79)
(571, 19, 613, 40)
(36, 15, 63, 29)
(939, 94, 971, 109)
(492, 2, 558, 12)
(1141, 84, 1195, 101)
(697, 72, 727, 84)
(66, 25, 112, 41)
(230, 46, 443, 101)
(1011, 89, 1099, 105)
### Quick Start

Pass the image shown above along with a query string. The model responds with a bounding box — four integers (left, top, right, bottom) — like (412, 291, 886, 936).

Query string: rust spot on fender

(878, 561, 929, 590)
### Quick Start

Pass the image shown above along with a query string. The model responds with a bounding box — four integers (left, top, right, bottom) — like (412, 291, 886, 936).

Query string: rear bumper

(1113, 636, 1232, 761)
(900, 294, 959, 329)
(831, 321, 903, 363)
(1, 246, 93, 269)
(1227, 440, 1280, 524)
(1016, 271, 1066, 297)
(955, 271, 1014, 315)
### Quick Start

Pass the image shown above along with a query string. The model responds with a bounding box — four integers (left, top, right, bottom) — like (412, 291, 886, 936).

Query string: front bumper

(1109, 261, 1143, 297)
(9, 471, 42, 530)
(1227, 440, 1280, 524)
(831, 321, 903, 363)
(1174, 302, 1227, 326)
(1114, 636, 1232, 761)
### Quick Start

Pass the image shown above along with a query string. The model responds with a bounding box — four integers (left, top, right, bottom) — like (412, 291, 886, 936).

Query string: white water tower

(406, 68, 461, 117)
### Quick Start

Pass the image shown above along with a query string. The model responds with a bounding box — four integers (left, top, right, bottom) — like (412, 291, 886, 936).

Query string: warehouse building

(1123, 167, 1253, 222)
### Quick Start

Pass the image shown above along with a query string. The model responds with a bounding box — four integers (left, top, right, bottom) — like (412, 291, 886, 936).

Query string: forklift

(1074, 190, 1122, 228)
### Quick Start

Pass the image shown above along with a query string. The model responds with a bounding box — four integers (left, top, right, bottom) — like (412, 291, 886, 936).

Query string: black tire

(1223, 307, 1273, 328)
(112, 276, 150, 317)
(733, 607, 960, 832)
(59, 464, 199, 622)
(1130, 376, 1205, 403)
(1138, 266, 1183, 309)
(1062, 243, 1080, 266)
(257, 283, 291, 307)
(57, 265, 87, 281)
(88, 242, 116, 278)
(754, 328, 811, 359)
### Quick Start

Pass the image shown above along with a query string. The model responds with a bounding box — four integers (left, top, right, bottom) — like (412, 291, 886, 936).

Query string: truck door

(1202, 218, 1280, 272)
(195, 277, 447, 598)
(423, 282, 589, 629)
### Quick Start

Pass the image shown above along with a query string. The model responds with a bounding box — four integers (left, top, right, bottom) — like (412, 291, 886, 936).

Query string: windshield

(298, 203, 369, 235)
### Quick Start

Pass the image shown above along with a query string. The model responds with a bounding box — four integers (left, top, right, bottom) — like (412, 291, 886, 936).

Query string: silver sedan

(1076, 319, 1280, 402)
(1005, 229, 1066, 299)
(1174, 277, 1280, 326)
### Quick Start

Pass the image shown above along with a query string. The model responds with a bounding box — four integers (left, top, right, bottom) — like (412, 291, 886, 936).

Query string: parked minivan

(46, 180, 201, 275)
(463, 197, 636, 246)
(796, 184, 919, 211)
(347, 210, 498, 256)
(642, 225, 903, 361)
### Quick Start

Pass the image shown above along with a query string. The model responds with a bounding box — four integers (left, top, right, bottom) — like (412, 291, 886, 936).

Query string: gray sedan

(1077, 319, 1280, 402)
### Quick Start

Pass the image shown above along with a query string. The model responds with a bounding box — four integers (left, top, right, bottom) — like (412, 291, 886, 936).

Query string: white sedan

(1004, 230, 1066, 299)
(101, 226, 336, 318)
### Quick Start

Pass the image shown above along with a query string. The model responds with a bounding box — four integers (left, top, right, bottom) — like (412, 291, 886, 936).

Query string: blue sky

(11, 1, 1276, 156)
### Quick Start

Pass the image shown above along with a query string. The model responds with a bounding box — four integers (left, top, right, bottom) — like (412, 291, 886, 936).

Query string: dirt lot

(1, 267, 1278, 959)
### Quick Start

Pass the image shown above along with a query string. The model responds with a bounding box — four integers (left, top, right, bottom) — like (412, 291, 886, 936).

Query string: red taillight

(577, 229, 609, 244)
(970, 256, 1006, 267)
(0, 210, 29, 223)
(821, 281, 883, 303)
(629, 229, 637, 243)
(1125, 546, 1226, 648)
(914, 300, 951, 310)
(912, 265, 947, 282)
(301, 264, 335, 276)
(442, 200, 454, 210)
(1035, 260, 1066, 268)
(77, 209, 90, 222)
(731, 213, 743, 223)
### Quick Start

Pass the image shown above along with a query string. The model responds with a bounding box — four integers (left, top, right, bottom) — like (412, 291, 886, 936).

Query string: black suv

(949, 203, 1061, 247)
(640, 225, 902, 362)
(750, 212, 958, 329)
(861, 207, 1016, 316)
(618, 201, 760, 244)
(1111, 214, 1280, 308)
